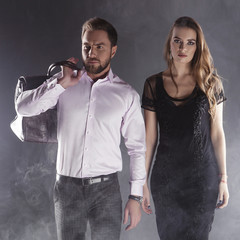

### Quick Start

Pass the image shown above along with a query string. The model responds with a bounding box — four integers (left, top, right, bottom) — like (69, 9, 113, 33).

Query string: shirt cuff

(46, 72, 65, 93)
(130, 182, 143, 197)
(54, 82, 66, 92)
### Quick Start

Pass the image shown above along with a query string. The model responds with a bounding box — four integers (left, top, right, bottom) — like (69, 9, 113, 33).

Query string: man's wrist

(128, 195, 143, 205)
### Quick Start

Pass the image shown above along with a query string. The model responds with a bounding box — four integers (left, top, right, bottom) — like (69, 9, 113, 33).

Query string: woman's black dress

(142, 73, 225, 240)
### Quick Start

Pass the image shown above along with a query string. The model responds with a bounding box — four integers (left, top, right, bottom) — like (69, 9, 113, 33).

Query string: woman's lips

(178, 54, 187, 58)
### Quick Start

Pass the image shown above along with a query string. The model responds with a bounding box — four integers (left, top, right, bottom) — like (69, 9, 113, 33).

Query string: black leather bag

(10, 61, 80, 143)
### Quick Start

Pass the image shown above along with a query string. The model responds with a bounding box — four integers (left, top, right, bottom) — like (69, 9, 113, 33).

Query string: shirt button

(86, 131, 89, 134)
(89, 115, 92, 118)
(84, 147, 88, 151)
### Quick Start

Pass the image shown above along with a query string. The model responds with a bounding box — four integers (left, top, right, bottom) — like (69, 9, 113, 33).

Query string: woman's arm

(142, 109, 158, 214)
(211, 103, 229, 208)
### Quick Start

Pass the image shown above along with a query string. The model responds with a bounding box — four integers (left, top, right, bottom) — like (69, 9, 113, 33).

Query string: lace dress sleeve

(141, 76, 157, 112)
(216, 89, 227, 105)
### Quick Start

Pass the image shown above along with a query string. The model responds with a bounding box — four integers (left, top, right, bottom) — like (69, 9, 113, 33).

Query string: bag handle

(47, 60, 81, 76)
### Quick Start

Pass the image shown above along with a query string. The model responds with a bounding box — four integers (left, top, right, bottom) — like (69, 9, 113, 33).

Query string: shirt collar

(107, 68, 114, 83)
(82, 68, 114, 83)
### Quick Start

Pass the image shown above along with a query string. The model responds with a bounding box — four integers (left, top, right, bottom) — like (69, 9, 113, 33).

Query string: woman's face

(170, 27, 197, 65)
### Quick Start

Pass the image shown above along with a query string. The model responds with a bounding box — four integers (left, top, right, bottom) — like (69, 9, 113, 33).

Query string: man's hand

(57, 57, 82, 89)
(123, 199, 141, 231)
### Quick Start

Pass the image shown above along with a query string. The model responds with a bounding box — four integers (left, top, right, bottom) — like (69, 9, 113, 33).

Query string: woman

(142, 16, 229, 240)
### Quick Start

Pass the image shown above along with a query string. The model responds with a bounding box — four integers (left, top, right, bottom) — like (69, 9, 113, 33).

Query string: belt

(56, 172, 117, 186)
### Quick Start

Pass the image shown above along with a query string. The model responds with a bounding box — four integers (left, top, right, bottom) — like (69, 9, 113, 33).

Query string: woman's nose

(179, 42, 183, 49)
(179, 42, 186, 51)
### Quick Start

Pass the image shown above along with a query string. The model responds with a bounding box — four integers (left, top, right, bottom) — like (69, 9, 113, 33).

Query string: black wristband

(128, 195, 143, 204)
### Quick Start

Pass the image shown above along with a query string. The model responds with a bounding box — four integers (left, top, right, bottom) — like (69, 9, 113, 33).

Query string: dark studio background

(0, 0, 239, 239)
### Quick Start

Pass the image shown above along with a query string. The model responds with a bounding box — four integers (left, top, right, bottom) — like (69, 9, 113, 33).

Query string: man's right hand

(57, 57, 82, 89)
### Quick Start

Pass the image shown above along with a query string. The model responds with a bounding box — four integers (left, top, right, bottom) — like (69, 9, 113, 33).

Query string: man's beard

(83, 57, 111, 75)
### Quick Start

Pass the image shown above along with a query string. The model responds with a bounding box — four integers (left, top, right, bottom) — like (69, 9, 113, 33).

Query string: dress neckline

(159, 72, 197, 104)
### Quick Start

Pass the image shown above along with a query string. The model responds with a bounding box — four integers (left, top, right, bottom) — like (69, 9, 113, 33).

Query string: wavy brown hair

(164, 16, 223, 119)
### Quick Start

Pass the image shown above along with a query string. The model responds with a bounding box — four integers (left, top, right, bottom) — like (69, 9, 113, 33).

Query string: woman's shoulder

(145, 72, 163, 89)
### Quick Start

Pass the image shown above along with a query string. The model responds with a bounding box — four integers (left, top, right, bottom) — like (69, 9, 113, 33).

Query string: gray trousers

(54, 173, 122, 240)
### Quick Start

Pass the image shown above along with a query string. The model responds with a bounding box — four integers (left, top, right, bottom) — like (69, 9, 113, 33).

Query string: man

(16, 17, 146, 240)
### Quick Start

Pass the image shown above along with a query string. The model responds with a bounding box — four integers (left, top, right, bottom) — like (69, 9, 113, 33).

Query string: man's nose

(88, 47, 96, 57)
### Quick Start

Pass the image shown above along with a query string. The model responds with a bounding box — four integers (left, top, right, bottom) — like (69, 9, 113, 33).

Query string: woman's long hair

(164, 16, 223, 119)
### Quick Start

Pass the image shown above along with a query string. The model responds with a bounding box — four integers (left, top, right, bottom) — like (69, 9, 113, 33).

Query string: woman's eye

(188, 41, 195, 45)
(174, 39, 181, 44)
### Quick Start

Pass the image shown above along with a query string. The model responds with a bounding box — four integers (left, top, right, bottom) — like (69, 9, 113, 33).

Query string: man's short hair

(82, 17, 118, 46)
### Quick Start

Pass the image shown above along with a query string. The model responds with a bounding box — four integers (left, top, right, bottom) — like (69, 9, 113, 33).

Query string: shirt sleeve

(141, 77, 157, 112)
(16, 72, 65, 117)
(121, 90, 146, 197)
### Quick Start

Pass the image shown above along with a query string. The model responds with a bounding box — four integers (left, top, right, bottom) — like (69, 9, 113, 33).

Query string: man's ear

(111, 45, 117, 58)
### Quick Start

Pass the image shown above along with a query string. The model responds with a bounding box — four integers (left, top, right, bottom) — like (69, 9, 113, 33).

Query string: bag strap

(15, 60, 81, 100)
(47, 60, 81, 76)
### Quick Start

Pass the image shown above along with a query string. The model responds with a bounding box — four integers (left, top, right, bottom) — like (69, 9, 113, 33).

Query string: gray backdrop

(0, 0, 239, 239)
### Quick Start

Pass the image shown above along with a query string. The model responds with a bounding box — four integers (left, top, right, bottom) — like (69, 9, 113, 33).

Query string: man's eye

(84, 46, 90, 50)
(97, 45, 103, 49)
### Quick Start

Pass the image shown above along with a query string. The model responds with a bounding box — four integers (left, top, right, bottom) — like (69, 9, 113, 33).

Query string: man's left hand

(123, 199, 141, 231)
